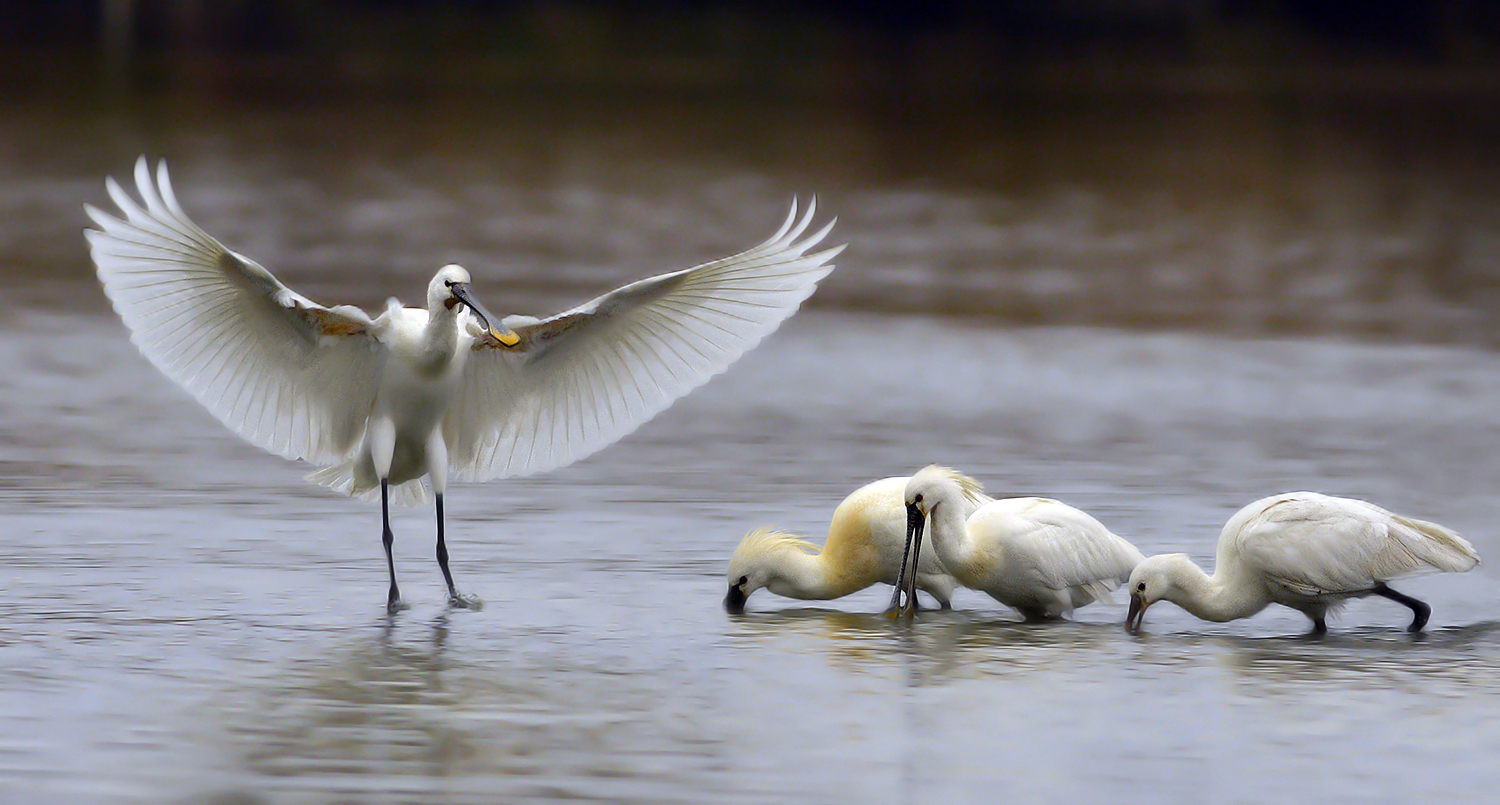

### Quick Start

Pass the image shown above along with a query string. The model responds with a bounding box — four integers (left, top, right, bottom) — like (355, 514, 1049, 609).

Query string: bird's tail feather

(1396, 515, 1482, 572)
(305, 461, 432, 507)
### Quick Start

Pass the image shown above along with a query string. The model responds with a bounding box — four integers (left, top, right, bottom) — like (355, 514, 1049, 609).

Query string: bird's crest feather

(918, 464, 990, 507)
(727, 526, 820, 580)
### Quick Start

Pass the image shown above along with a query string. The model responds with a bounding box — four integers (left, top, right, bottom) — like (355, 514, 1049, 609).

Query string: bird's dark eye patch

(914, 493, 923, 503)
(444, 279, 455, 287)
(737, 576, 748, 587)
(1137, 582, 1146, 592)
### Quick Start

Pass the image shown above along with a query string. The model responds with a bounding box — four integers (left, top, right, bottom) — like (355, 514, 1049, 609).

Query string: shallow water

(4, 92, 1500, 802)
(3, 307, 1500, 804)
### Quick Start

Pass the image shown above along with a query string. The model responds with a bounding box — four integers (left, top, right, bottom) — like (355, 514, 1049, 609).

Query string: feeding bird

(1125, 491, 1481, 635)
(86, 157, 842, 611)
(892, 466, 1144, 620)
(724, 474, 986, 614)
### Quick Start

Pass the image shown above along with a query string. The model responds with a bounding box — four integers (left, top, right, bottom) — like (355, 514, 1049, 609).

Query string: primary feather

(86, 159, 386, 466)
(445, 201, 842, 481)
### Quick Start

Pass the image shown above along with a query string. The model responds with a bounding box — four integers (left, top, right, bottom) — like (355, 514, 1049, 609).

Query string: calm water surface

(2, 96, 1500, 803)
(3, 310, 1499, 804)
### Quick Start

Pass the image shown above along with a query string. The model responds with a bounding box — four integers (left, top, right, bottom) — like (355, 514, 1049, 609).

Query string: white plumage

(86, 157, 843, 609)
(1126, 491, 1481, 634)
(894, 466, 1145, 620)
(723, 474, 986, 613)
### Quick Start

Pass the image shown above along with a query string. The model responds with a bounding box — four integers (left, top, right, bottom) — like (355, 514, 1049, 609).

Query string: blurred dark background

(8, 2, 1500, 96)
(4, 1, 1500, 344)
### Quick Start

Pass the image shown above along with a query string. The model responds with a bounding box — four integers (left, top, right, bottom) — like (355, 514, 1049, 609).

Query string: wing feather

(1231, 493, 1481, 596)
(979, 498, 1145, 593)
(86, 157, 385, 466)
(446, 199, 842, 480)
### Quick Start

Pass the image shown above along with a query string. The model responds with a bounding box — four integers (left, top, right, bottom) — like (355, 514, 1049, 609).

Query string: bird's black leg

(435, 493, 481, 610)
(1374, 583, 1431, 633)
(382, 479, 403, 612)
(1311, 616, 1328, 636)
(435, 493, 457, 599)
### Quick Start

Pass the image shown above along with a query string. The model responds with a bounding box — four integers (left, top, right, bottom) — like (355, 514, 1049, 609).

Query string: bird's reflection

(729, 606, 1129, 684)
(237, 612, 467, 779)
(731, 606, 1500, 695)
(229, 611, 734, 794)
(1206, 620, 1500, 695)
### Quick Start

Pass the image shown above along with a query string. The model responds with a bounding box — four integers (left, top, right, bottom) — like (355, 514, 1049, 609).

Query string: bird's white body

(357, 304, 466, 490)
(1127, 491, 1481, 632)
(725, 475, 981, 611)
(86, 157, 843, 606)
(903, 467, 1144, 620)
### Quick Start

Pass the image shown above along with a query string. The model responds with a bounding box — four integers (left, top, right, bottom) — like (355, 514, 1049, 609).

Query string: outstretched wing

(444, 199, 843, 481)
(85, 157, 386, 465)
(1232, 493, 1480, 597)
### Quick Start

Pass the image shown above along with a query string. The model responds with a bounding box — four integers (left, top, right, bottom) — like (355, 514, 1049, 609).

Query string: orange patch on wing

(309, 309, 366, 337)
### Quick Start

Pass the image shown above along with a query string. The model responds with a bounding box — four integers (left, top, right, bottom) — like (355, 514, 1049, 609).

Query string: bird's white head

(903, 465, 984, 517)
(1125, 553, 1193, 632)
(429, 264, 520, 347)
(889, 466, 982, 617)
(724, 527, 817, 613)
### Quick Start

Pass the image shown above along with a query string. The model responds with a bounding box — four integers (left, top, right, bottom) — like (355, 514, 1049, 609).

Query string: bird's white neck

(1164, 560, 1269, 623)
(924, 493, 980, 582)
(764, 545, 862, 601)
(416, 302, 461, 371)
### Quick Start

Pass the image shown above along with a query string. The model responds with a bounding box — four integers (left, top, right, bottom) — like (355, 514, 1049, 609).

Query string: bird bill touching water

(86, 157, 843, 611)
(723, 474, 987, 614)
(1124, 491, 1480, 635)
(890, 466, 1144, 621)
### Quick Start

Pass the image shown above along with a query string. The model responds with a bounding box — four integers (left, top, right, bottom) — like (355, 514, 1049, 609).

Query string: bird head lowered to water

(724, 527, 821, 613)
(1125, 553, 1191, 632)
(430, 264, 519, 347)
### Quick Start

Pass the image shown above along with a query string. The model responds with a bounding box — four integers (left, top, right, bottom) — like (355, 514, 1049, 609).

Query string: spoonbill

(1125, 492, 1481, 634)
(892, 466, 1144, 620)
(724, 474, 987, 614)
(86, 157, 843, 611)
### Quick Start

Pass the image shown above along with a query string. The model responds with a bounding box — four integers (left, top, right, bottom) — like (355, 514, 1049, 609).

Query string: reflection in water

(241, 615, 463, 781)
(226, 614, 742, 803)
(1212, 622, 1500, 695)
(731, 607, 1131, 685)
(728, 608, 909, 678)
(5, 304, 1500, 800)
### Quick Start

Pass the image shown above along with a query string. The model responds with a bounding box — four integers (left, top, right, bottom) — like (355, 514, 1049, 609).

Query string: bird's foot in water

(386, 597, 412, 614)
(883, 601, 919, 620)
(447, 592, 483, 611)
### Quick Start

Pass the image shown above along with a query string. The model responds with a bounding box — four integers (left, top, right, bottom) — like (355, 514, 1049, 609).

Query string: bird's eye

(444, 279, 455, 288)
(1137, 582, 1146, 592)
(914, 494, 923, 503)
(737, 576, 748, 587)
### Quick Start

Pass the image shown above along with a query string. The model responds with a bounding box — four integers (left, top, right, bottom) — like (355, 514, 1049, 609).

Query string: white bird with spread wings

(86, 157, 843, 611)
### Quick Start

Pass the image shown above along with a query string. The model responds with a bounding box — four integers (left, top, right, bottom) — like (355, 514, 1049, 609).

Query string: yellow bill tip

(492, 327, 520, 347)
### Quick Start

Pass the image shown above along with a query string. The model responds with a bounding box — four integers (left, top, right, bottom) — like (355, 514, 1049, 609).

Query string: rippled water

(4, 308, 1499, 804)
(3, 93, 1500, 803)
